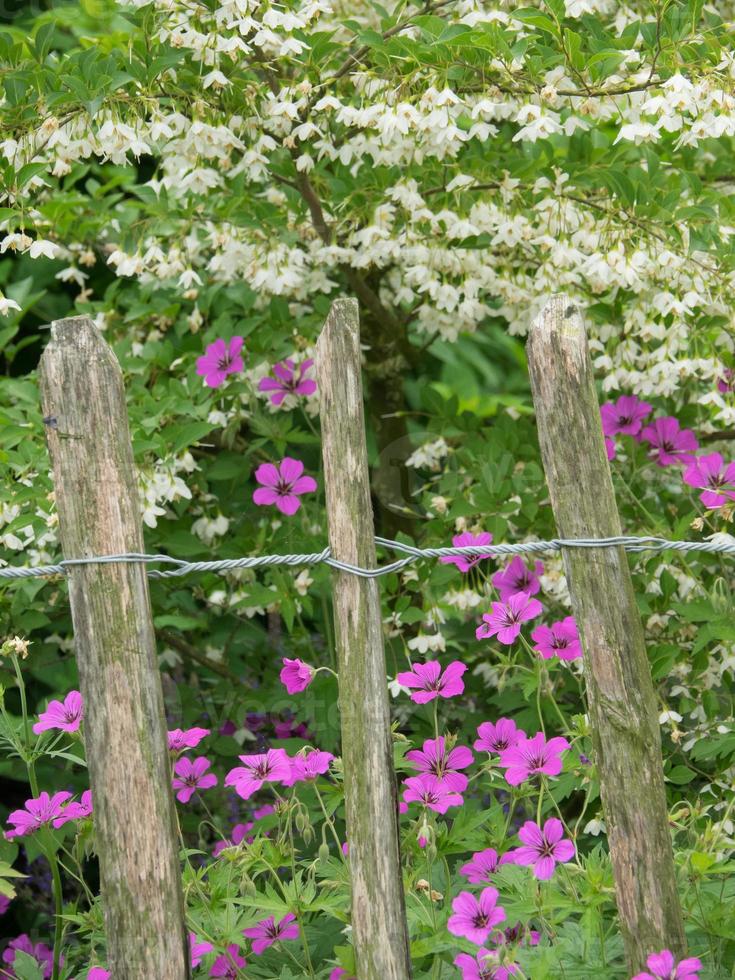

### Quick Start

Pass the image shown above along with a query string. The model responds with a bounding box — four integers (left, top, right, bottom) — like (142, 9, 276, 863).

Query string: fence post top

(325, 295, 359, 319)
(40, 317, 115, 374)
(527, 296, 590, 386)
(529, 294, 585, 342)
(48, 315, 98, 338)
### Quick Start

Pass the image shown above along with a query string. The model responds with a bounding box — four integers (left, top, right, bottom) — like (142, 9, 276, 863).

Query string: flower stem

(46, 847, 64, 980)
(11, 653, 39, 796)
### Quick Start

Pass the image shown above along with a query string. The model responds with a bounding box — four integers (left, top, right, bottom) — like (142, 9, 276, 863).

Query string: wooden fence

(35, 294, 686, 978)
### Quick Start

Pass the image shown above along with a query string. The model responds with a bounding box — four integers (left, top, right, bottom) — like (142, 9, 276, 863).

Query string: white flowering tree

(1, 1, 735, 978)
(2, 0, 735, 526)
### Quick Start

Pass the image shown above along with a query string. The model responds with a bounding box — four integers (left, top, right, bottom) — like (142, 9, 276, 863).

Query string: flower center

(472, 912, 490, 929)
(276, 479, 294, 496)
(217, 354, 232, 371)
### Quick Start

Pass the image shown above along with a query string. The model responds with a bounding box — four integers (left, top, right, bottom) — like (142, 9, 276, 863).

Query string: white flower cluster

(406, 438, 450, 471)
(2, 0, 735, 394)
(138, 452, 197, 528)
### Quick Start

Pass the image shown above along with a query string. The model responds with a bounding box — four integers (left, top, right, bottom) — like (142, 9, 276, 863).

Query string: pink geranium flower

(53, 789, 93, 828)
(718, 368, 735, 394)
(330, 970, 356, 980)
(189, 932, 214, 968)
(213, 821, 253, 857)
(173, 756, 218, 803)
(474, 718, 525, 755)
(500, 922, 541, 947)
(498, 731, 569, 786)
(531, 617, 582, 661)
(252, 457, 317, 515)
(631, 949, 703, 980)
(168, 727, 210, 753)
(402, 774, 464, 814)
(32, 690, 83, 734)
(454, 948, 518, 979)
(605, 437, 616, 461)
(209, 944, 246, 978)
(284, 749, 334, 785)
(5, 791, 72, 839)
(492, 557, 544, 602)
(682, 453, 735, 508)
(395, 660, 467, 703)
(640, 417, 698, 467)
(259, 358, 317, 405)
(476, 592, 543, 645)
(459, 848, 507, 884)
(243, 913, 300, 954)
(196, 336, 244, 388)
(600, 395, 652, 437)
(274, 719, 311, 740)
(280, 658, 314, 694)
(87, 969, 111, 980)
(507, 818, 575, 879)
(2, 935, 57, 978)
(447, 888, 506, 945)
(0, 896, 10, 916)
(225, 748, 292, 800)
(406, 736, 473, 792)
(213, 806, 274, 856)
(440, 532, 494, 573)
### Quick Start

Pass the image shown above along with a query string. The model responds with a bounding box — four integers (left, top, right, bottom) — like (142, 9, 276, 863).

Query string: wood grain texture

(38, 317, 190, 980)
(316, 299, 412, 980)
(527, 296, 686, 970)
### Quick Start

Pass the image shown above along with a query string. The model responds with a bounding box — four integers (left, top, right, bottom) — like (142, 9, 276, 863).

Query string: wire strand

(0, 535, 733, 582)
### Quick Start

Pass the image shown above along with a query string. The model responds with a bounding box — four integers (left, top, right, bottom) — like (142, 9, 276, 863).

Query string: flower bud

(295, 810, 308, 834)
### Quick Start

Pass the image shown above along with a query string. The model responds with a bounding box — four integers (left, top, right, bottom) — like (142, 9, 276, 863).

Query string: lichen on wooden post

(316, 298, 413, 980)
(526, 295, 686, 970)
(38, 317, 190, 980)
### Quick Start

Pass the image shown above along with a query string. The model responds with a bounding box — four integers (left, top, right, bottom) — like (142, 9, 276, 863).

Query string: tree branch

(156, 628, 249, 686)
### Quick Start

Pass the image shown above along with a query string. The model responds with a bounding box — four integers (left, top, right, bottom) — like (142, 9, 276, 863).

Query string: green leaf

(666, 765, 696, 785)
(7, 952, 44, 980)
(513, 8, 558, 33)
(16, 162, 48, 188)
(33, 22, 57, 62)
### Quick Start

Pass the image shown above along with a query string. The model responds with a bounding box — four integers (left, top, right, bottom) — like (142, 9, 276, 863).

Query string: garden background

(0, 0, 734, 978)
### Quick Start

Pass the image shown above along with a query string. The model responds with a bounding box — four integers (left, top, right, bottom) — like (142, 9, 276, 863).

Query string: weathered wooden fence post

(39, 318, 190, 979)
(316, 298, 413, 980)
(526, 296, 686, 969)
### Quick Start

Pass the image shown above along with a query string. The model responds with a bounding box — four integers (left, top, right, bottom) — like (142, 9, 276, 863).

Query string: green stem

(536, 778, 545, 825)
(12, 653, 39, 796)
(46, 847, 64, 980)
(312, 782, 345, 859)
(58, 845, 95, 905)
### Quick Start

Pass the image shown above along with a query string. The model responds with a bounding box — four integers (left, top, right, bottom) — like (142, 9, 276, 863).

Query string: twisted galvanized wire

(0, 535, 733, 582)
